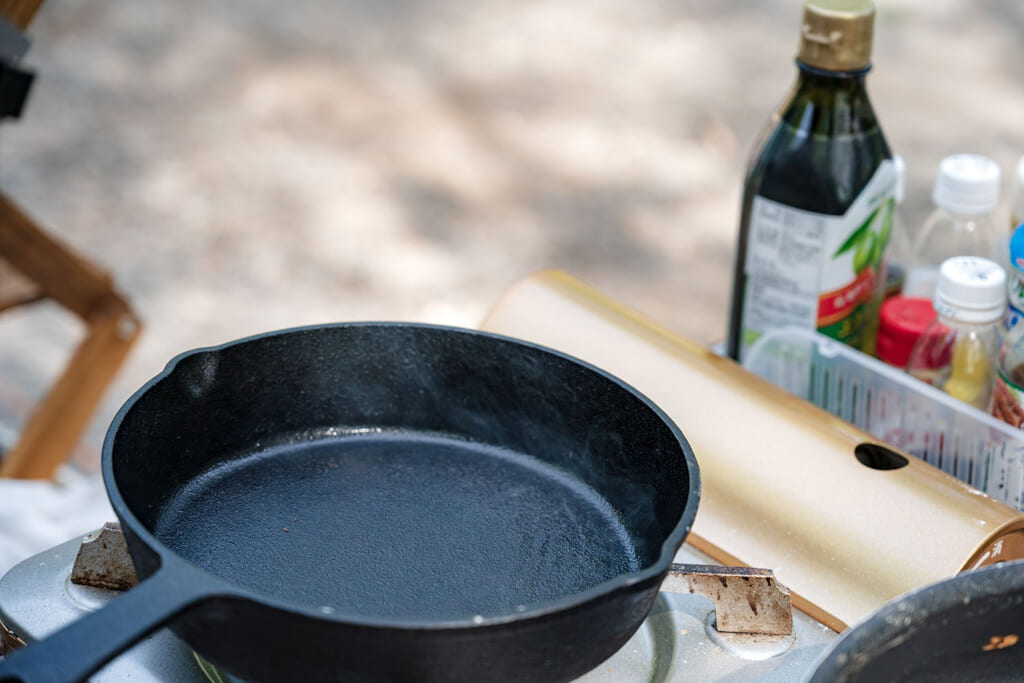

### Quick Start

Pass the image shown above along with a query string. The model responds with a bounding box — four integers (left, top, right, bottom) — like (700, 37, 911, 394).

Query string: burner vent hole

(855, 443, 908, 470)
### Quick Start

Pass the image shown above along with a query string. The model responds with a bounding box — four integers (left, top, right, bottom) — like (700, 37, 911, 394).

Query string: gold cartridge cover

(482, 271, 1024, 632)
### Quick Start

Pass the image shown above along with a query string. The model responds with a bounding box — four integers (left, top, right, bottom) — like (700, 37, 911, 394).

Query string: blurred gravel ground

(0, 0, 1022, 477)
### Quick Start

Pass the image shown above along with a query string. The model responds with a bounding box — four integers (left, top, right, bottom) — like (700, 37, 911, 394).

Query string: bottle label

(739, 160, 896, 359)
(993, 370, 1024, 428)
(1007, 304, 1024, 332)
(1008, 261, 1024, 326)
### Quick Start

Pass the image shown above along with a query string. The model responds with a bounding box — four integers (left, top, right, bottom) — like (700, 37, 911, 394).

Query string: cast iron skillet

(810, 559, 1024, 682)
(0, 323, 699, 683)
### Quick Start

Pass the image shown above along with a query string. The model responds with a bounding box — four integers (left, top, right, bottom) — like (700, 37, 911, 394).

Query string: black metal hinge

(0, 13, 33, 121)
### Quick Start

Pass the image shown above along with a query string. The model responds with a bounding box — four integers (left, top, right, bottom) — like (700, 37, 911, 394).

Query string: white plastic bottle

(903, 154, 1001, 300)
(907, 257, 1005, 411)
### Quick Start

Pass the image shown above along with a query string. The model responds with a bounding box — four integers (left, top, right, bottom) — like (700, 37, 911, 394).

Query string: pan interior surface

(153, 430, 640, 621)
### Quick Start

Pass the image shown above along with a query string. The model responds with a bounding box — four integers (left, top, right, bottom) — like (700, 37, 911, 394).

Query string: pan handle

(0, 566, 218, 683)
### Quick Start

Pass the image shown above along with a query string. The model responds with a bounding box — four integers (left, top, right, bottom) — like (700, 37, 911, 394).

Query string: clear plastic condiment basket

(745, 327, 1024, 511)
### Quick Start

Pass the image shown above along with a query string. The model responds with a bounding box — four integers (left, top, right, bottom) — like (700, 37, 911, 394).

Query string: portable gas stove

(0, 526, 838, 682)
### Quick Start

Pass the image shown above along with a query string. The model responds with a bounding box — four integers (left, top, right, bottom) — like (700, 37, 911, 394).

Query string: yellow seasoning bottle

(907, 257, 1005, 411)
(727, 0, 896, 361)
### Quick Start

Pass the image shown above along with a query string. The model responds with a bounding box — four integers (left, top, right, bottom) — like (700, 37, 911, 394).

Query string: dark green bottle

(727, 0, 895, 362)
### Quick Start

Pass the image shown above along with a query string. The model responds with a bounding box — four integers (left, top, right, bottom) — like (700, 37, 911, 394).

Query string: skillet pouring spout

(0, 323, 700, 682)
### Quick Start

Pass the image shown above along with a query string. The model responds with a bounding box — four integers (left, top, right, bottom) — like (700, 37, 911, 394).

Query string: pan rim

(101, 321, 701, 631)
(808, 558, 1024, 681)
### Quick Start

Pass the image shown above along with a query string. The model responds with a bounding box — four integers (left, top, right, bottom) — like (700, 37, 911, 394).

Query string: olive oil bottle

(727, 0, 895, 361)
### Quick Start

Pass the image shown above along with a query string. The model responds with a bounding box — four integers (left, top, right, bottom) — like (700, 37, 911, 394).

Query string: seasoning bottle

(907, 257, 1006, 411)
(863, 154, 910, 356)
(727, 0, 895, 361)
(993, 298, 1024, 429)
(1006, 223, 1024, 332)
(902, 154, 1001, 300)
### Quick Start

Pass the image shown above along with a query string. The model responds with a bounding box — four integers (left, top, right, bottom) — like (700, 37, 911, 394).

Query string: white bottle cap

(893, 154, 906, 205)
(932, 154, 1001, 215)
(933, 257, 1006, 323)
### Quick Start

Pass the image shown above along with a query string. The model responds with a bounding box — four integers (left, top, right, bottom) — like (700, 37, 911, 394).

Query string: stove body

(0, 533, 837, 682)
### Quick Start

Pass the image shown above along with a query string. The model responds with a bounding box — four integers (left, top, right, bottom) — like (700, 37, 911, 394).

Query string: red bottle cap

(877, 296, 938, 368)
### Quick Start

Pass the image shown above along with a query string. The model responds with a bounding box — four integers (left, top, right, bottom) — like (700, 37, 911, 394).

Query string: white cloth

(0, 467, 115, 577)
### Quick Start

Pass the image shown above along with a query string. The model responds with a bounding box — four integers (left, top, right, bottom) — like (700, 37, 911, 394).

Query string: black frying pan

(809, 559, 1024, 682)
(0, 323, 699, 683)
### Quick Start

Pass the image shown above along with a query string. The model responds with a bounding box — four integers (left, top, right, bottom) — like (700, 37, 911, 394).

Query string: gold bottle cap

(798, 0, 875, 72)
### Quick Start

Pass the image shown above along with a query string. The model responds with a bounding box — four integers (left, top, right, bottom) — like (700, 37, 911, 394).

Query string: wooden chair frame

(1, 0, 44, 31)
(0, 0, 141, 479)
(0, 194, 141, 479)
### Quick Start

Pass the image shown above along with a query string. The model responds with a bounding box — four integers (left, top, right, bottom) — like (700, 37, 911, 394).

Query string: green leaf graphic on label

(878, 198, 894, 248)
(854, 232, 876, 274)
(832, 205, 881, 259)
